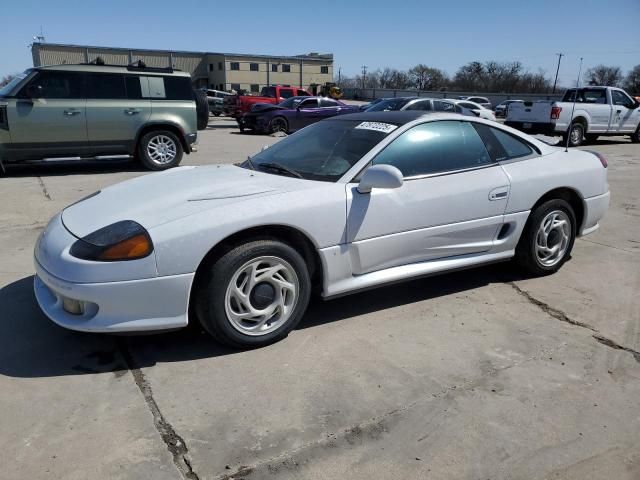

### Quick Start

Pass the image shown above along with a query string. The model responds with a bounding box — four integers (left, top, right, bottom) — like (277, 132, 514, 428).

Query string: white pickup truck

(506, 86, 640, 146)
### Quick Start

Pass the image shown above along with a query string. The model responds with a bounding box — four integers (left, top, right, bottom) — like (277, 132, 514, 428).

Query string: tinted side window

(279, 89, 294, 99)
(473, 123, 533, 161)
(23, 71, 85, 99)
(86, 73, 126, 99)
(296, 89, 309, 96)
(433, 100, 455, 112)
(164, 76, 193, 100)
(405, 100, 432, 111)
(611, 90, 633, 107)
(299, 99, 318, 108)
(372, 121, 492, 177)
(125, 76, 143, 99)
(320, 99, 338, 107)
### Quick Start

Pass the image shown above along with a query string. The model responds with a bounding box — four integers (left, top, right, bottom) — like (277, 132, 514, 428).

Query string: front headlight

(69, 220, 153, 261)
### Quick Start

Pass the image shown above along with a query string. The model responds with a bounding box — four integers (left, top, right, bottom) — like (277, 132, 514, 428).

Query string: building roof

(32, 42, 333, 61)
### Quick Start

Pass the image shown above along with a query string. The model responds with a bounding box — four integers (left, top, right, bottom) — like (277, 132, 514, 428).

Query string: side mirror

(26, 84, 43, 98)
(357, 164, 404, 194)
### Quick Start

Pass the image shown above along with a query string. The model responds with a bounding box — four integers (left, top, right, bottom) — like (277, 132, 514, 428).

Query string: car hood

(61, 164, 307, 238)
(250, 103, 286, 113)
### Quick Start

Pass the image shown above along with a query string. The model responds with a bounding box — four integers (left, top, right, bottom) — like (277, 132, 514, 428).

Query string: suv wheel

(138, 130, 183, 170)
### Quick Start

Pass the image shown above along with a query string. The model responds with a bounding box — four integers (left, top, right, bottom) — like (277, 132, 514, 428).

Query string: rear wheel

(194, 90, 209, 130)
(515, 199, 576, 276)
(562, 122, 585, 147)
(138, 130, 183, 170)
(195, 240, 311, 348)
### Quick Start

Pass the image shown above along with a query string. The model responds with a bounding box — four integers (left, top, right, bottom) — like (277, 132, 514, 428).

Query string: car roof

(36, 63, 191, 77)
(327, 110, 434, 125)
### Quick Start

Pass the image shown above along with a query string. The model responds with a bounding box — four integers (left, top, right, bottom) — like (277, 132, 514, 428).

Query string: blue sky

(2, 0, 639, 87)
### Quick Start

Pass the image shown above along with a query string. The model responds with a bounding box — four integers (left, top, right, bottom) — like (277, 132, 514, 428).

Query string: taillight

(550, 106, 562, 120)
(586, 150, 608, 168)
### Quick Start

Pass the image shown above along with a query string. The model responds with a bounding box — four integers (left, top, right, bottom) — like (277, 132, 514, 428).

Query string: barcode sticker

(355, 122, 398, 133)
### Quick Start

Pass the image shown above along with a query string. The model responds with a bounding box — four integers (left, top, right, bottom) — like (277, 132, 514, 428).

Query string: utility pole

(338, 67, 341, 85)
(552, 53, 563, 94)
(361, 65, 367, 89)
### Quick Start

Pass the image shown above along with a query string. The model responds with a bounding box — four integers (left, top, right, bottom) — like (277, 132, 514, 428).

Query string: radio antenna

(565, 57, 584, 152)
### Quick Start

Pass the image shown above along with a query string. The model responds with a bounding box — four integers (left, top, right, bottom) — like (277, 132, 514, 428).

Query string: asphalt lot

(1, 116, 639, 480)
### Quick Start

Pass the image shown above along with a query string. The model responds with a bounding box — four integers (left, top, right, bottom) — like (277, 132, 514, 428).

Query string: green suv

(0, 62, 199, 172)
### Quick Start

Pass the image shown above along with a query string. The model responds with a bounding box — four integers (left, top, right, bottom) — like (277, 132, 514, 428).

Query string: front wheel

(631, 126, 640, 143)
(138, 130, 183, 170)
(269, 116, 289, 134)
(515, 199, 576, 276)
(195, 240, 311, 348)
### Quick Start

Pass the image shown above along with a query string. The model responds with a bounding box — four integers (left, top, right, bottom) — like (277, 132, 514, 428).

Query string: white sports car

(34, 112, 610, 347)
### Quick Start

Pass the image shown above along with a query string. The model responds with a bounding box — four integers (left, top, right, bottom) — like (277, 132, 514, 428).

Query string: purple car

(239, 96, 359, 134)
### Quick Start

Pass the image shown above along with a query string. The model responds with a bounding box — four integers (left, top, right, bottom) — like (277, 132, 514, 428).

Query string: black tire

(585, 133, 599, 143)
(194, 90, 209, 130)
(195, 240, 311, 348)
(137, 130, 183, 171)
(631, 126, 640, 143)
(269, 116, 288, 134)
(213, 112, 221, 117)
(562, 122, 585, 147)
(515, 199, 576, 276)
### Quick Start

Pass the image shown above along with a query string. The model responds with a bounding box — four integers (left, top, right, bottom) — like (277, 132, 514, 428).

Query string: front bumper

(34, 259, 194, 333)
(238, 114, 268, 133)
(186, 132, 198, 153)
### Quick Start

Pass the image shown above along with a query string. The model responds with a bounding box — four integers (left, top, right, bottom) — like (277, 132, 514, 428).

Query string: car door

(85, 73, 151, 156)
(292, 98, 320, 130)
(8, 70, 87, 160)
(346, 120, 510, 275)
(610, 89, 639, 133)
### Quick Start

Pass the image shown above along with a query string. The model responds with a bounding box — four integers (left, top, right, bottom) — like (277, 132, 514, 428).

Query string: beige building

(31, 43, 333, 93)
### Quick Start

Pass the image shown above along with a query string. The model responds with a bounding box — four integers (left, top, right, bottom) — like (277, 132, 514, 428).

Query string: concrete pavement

(1, 118, 638, 479)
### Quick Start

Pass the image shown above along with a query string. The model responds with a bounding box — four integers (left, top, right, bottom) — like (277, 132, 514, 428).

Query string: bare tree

(408, 64, 448, 90)
(584, 65, 623, 86)
(378, 68, 412, 89)
(623, 64, 640, 94)
(0, 74, 16, 87)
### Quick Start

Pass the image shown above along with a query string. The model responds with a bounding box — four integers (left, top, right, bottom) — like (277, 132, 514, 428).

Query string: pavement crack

(593, 334, 640, 363)
(578, 238, 636, 254)
(510, 282, 640, 363)
(117, 339, 200, 480)
(509, 282, 598, 331)
(37, 177, 52, 201)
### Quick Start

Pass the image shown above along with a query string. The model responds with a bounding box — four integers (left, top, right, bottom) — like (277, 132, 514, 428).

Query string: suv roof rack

(78, 57, 178, 73)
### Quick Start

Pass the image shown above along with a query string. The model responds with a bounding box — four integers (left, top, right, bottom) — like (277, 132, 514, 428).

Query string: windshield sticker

(355, 122, 398, 133)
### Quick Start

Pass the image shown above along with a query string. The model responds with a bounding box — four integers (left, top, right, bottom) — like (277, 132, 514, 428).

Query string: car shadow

(1, 160, 145, 178)
(0, 263, 528, 379)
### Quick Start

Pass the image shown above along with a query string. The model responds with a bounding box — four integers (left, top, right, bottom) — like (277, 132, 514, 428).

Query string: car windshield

(0, 71, 29, 97)
(242, 120, 395, 182)
(278, 97, 306, 109)
(365, 98, 410, 112)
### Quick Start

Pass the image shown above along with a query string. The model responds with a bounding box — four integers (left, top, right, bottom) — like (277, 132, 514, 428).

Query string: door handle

(125, 108, 141, 115)
(489, 186, 510, 201)
(63, 109, 81, 116)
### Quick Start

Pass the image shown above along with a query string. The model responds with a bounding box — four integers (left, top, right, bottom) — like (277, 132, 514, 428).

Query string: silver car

(34, 111, 610, 348)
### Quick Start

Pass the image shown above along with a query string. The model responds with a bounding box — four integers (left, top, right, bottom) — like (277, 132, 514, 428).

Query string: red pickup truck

(224, 85, 311, 119)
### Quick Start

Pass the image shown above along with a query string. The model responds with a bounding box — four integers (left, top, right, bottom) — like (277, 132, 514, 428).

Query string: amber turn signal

(97, 234, 153, 261)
